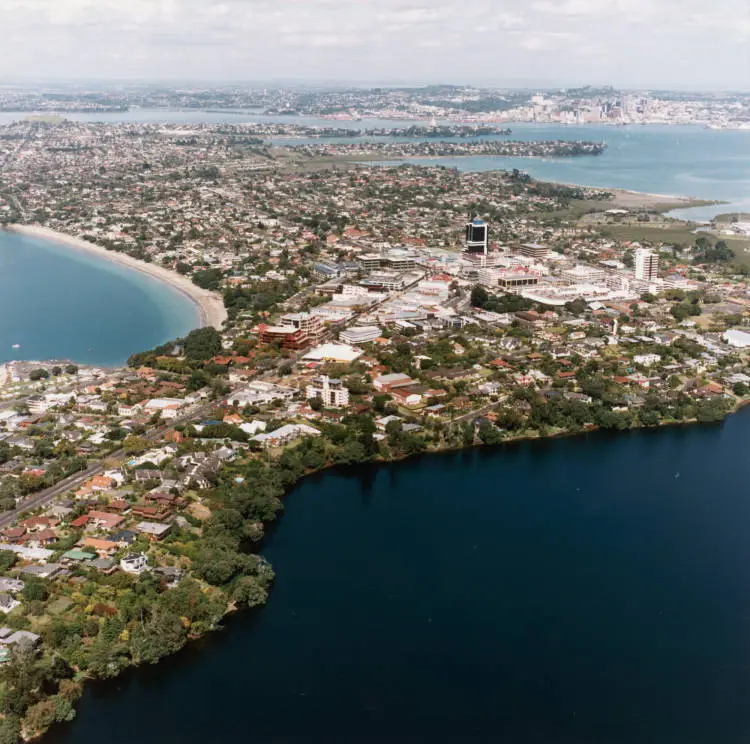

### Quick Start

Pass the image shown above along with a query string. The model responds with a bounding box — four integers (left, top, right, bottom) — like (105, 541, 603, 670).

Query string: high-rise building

(465, 218, 488, 255)
(634, 248, 659, 281)
(306, 376, 350, 408)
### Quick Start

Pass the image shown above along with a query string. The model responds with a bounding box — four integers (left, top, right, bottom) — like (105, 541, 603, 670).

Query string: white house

(633, 353, 662, 367)
(239, 420, 267, 436)
(120, 553, 149, 575)
(252, 424, 321, 449)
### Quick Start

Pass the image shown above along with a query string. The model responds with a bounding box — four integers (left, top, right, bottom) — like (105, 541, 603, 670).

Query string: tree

(478, 421, 504, 445)
(28, 369, 49, 381)
(0, 497, 16, 514)
(385, 419, 402, 438)
(336, 439, 367, 464)
(22, 579, 48, 602)
(123, 435, 149, 455)
(232, 576, 268, 607)
(0, 716, 20, 744)
(22, 699, 56, 734)
(57, 680, 82, 704)
(183, 327, 222, 362)
(64, 365, 79, 376)
(471, 285, 489, 308)
(696, 398, 730, 423)
(564, 297, 587, 315)
(734, 382, 749, 396)
(191, 268, 223, 291)
(694, 239, 734, 265)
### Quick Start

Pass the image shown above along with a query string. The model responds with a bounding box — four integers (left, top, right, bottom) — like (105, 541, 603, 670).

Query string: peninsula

(0, 108, 748, 744)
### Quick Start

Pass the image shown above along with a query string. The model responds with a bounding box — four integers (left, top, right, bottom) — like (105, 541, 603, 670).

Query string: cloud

(519, 31, 580, 52)
(0, 0, 746, 88)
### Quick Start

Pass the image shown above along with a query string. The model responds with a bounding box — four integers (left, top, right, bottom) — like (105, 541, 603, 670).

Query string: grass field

(600, 223, 705, 245)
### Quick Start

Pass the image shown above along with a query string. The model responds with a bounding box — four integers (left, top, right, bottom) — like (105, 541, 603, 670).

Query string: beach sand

(605, 188, 717, 211)
(8, 225, 228, 329)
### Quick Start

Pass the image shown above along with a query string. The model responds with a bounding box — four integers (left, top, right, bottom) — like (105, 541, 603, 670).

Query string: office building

(465, 218, 489, 255)
(517, 242, 548, 259)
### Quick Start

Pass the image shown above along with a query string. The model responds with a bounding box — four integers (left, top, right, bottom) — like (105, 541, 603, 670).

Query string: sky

(1, 0, 749, 89)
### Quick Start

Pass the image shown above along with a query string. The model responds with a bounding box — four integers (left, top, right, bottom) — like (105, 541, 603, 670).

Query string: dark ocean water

(46, 408, 750, 744)
(0, 231, 200, 366)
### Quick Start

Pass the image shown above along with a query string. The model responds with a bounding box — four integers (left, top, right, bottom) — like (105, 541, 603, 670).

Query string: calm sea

(0, 231, 200, 366)
(371, 123, 750, 222)
(46, 408, 750, 744)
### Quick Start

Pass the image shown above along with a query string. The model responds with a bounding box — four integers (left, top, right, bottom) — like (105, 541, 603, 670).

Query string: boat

(11, 344, 19, 349)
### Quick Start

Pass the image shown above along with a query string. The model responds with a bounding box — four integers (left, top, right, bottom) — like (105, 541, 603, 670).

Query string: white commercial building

(723, 329, 750, 348)
(561, 265, 607, 284)
(302, 343, 363, 363)
(252, 424, 321, 449)
(339, 326, 382, 345)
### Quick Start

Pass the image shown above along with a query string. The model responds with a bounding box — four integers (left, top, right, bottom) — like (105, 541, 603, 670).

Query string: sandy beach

(8, 225, 228, 329)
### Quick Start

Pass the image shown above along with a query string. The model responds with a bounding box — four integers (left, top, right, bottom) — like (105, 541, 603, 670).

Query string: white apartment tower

(634, 248, 659, 281)
(305, 376, 350, 408)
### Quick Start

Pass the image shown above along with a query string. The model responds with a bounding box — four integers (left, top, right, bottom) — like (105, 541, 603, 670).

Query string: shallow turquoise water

(0, 231, 200, 366)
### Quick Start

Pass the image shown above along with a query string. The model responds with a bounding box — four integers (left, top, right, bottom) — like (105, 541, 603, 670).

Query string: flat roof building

(339, 326, 382, 345)
(517, 242, 548, 259)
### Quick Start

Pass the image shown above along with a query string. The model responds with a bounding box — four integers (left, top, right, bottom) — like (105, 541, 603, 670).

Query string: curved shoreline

(6, 225, 228, 330)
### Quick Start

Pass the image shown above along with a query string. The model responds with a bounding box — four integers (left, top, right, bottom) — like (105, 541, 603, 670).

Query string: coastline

(6, 225, 228, 330)
(337, 157, 716, 212)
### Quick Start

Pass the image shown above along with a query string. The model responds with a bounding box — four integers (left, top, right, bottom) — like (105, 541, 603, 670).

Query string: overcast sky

(1, 0, 749, 89)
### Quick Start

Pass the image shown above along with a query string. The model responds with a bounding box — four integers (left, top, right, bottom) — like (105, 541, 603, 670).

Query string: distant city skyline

(1, 0, 749, 90)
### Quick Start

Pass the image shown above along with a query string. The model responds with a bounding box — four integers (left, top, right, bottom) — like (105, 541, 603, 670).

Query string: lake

(46, 408, 750, 744)
(0, 230, 200, 366)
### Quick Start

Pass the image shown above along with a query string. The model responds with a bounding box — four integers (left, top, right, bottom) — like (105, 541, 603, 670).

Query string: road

(452, 402, 498, 424)
(0, 399, 218, 529)
(0, 264, 441, 527)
